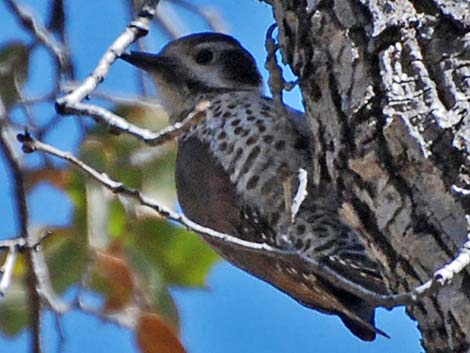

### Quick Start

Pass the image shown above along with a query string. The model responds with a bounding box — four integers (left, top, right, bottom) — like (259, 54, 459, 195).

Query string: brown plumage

(121, 32, 388, 341)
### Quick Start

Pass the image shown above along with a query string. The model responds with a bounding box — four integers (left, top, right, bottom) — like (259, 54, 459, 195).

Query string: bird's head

(121, 32, 263, 120)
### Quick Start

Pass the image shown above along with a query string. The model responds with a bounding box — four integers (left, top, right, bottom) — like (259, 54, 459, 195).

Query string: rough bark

(266, 0, 470, 351)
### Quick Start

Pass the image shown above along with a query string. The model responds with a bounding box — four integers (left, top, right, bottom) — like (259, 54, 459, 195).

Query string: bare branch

(5, 0, 72, 78)
(168, 0, 228, 33)
(434, 236, 470, 286)
(154, 2, 187, 39)
(0, 247, 18, 296)
(110, 99, 211, 145)
(14, 76, 38, 127)
(264, 24, 297, 105)
(61, 100, 211, 146)
(0, 233, 70, 314)
(76, 298, 137, 329)
(18, 132, 287, 251)
(0, 232, 51, 251)
(19, 93, 57, 106)
(55, 1, 160, 112)
(125, 0, 153, 96)
(61, 82, 162, 109)
(18, 131, 470, 310)
(91, 91, 162, 110)
(46, 0, 65, 36)
(0, 237, 26, 249)
(0, 102, 42, 353)
(264, 23, 284, 106)
(52, 312, 66, 353)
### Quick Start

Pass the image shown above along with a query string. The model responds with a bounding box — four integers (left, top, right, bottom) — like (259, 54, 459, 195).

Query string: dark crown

(160, 32, 263, 92)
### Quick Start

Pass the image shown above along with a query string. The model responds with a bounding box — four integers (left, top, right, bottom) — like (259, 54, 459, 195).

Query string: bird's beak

(120, 51, 172, 72)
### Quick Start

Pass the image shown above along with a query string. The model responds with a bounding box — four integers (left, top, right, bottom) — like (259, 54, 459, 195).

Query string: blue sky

(0, 1, 421, 352)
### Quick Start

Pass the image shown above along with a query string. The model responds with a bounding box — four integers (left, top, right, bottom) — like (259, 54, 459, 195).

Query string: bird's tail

(338, 295, 389, 341)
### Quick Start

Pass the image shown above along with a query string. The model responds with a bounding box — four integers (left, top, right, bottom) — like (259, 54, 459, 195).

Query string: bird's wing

(175, 135, 386, 341)
(284, 106, 388, 294)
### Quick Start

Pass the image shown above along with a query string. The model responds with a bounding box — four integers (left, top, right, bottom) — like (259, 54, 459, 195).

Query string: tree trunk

(266, 0, 470, 351)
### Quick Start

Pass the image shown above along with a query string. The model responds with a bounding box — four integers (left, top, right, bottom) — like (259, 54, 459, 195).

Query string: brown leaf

(26, 168, 71, 190)
(96, 250, 134, 312)
(136, 312, 186, 353)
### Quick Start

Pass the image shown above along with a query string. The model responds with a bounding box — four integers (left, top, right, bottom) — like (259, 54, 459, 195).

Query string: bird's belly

(207, 238, 345, 315)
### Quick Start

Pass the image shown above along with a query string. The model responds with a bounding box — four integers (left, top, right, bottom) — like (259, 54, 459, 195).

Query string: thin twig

(19, 92, 57, 105)
(0, 247, 18, 296)
(61, 100, 210, 145)
(0, 101, 42, 353)
(5, 0, 71, 78)
(55, 1, 160, 112)
(91, 91, 162, 110)
(264, 24, 297, 105)
(61, 83, 162, 110)
(264, 23, 284, 107)
(14, 76, 37, 127)
(47, 0, 66, 41)
(0, 232, 51, 251)
(52, 312, 66, 353)
(0, 230, 69, 316)
(32, 250, 69, 314)
(155, 3, 187, 39)
(434, 237, 470, 285)
(0, 237, 26, 249)
(168, 0, 228, 32)
(18, 131, 467, 309)
(125, 0, 153, 96)
(18, 133, 292, 253)
(76, 298, 137, 328)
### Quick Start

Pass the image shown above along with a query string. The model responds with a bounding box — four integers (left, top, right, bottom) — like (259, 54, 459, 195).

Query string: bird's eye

(194, 49, 215, 65)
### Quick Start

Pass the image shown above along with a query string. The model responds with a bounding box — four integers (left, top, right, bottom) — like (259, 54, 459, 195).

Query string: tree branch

(0, 104, 42, 353)
(61, 100, 210, 145)
(55, 1, 160, 112)
(90, 90, 162, 110)
(5, 0, 72, 79)
(167, 0, 228, 33)
(264, 24, 297, 107)
(18, 130, 470, 310)
(0, 247, 18, 296)
(0, 232, 51, 251)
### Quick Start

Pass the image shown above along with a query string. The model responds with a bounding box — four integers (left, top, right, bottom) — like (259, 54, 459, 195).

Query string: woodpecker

(121, 32, 387, 341)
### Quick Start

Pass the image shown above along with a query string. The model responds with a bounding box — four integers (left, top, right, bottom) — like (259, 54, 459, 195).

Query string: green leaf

(133, 219, 219, 288)
(0, 285, 29, 336)
(65, 99, 219, 325)
(45, 228, 87, 293)
(0, 42, 30, 111)
(126, 246, 180, 329)
(108, 200, 127, 239)
(114, 105, 168, 130)
(80, 138, 111, 172)
(139, 149, 177, 209)
(66, 171, 87, 234)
